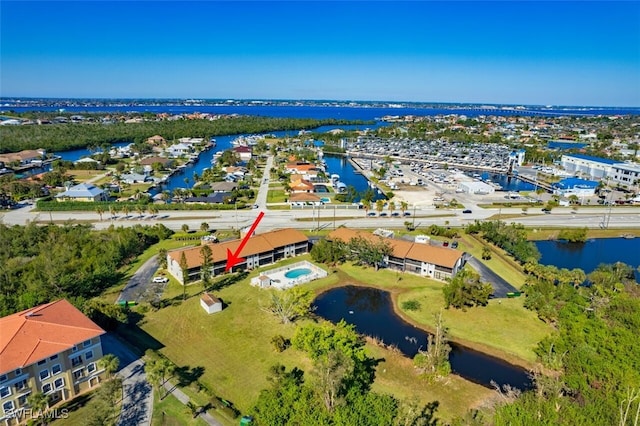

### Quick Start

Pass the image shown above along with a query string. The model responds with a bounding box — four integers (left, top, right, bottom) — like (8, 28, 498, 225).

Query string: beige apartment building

(0, 300, 106, 425)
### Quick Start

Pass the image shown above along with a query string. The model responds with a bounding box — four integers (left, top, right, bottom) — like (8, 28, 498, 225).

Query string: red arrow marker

(225, 211, 265, 272)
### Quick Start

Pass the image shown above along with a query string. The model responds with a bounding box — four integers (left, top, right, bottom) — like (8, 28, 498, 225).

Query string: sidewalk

(162, 381, 223, 426)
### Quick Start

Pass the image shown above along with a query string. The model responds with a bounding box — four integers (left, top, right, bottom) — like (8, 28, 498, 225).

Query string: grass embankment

(526, 227, 640, 241)
(151, 389, 210, 426)
(122, 250, 551, 422)
(135, 264, 492, 421)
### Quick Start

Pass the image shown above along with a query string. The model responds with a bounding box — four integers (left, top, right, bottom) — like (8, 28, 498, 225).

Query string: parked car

(542, 208, 551, 214)
(152, 276, 169, 283)
(462, 209, 472, 214)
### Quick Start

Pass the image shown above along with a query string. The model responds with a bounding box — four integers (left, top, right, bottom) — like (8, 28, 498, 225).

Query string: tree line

(0, 116, 369, 153)
(0, 222, 173, 316)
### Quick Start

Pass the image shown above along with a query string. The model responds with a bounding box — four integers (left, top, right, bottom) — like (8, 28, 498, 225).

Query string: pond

(314, 285, 532, 390)
(535, 237, 640, 279)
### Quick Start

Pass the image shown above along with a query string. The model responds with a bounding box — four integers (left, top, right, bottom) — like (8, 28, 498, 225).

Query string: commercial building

(610, 163, 640, 190)
(552, 178, 599, 197)
(327, 228, 466, 281)
(167, 228, 309, 284)
(560, 154, 618, 179)
(1, 300, 107, 424)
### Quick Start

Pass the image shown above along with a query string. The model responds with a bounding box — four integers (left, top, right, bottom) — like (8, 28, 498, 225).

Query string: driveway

(117, 255, 163, 304)
(466, 256, 519, 298)
(101, 333, 153, 426)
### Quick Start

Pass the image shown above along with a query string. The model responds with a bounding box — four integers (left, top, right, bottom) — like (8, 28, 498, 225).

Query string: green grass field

(121, 252, 551, 422)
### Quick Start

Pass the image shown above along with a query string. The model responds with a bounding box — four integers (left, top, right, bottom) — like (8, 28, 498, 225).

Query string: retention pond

(314, 285, 532, 390)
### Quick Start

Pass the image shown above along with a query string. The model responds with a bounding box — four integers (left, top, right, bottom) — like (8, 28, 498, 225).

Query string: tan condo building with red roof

(327, 228, 466, 281)
(167, 228, 310, 284)
(1, 300, 106, 424)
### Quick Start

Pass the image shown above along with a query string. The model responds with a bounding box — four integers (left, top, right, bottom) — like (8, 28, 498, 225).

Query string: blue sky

(1, 1, 639, 106)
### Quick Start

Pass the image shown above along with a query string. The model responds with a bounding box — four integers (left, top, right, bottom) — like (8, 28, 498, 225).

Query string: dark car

(462, 209, 472, 214)
(542, 208, 551, 214)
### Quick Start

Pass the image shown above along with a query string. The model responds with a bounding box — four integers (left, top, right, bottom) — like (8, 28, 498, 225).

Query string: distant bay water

(6, 104, 640, 120)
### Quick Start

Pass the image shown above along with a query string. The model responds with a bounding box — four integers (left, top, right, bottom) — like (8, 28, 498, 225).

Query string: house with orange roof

(0, 300, 107, 423)
(327, 228, 466, 281)
(167, 228, 309, 284)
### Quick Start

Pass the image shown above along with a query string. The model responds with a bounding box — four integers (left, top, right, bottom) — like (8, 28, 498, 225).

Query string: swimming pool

(285, 268, 312, 279)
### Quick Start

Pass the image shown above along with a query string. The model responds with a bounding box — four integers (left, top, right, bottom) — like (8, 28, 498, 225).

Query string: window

(83, 339, 92, 347)
(15, 379, 27, 391)
(37, 359, 46, 366)
(18, 392, 30, 407)
(49, 354, 58, 361)
(39, 370, 50, 381)
(71, 345, 78, 352)
(85, 350, 94, 361)
(42, 383, 52, 393)
(51, 364, 61, 375)
(54, 378, 64, 389)
(87, 363, 96, 374)
(71, 356, 82, 367)
(2, 400, 14, 413)
(14, 369, 21, 376)
(0, 375, 6, 383)
(72, 370, 84, 381)
(0, 386, 10, 398)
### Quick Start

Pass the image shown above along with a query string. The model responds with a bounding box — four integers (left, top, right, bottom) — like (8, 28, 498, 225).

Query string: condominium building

(1, 300, 106, 425)
(327, 228, 466, 280)
(167, 228, 310, 284)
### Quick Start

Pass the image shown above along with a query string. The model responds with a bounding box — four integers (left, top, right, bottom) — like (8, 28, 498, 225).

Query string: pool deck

(252, 260, 328, 290)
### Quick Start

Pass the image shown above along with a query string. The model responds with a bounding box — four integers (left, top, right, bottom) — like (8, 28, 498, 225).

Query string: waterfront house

(167, 228, 309, 284)
(200, 293, 223, 314)
(120, 172, 152, 184)
(0, 300, 107, 424)
(166, 143, 192, 158)
(55, 183, 107, 202)
(232, 146, 252, 162)
(0, 150, 46, 167)
(327, 228, 466, 281)
(208, 182, 238, 193)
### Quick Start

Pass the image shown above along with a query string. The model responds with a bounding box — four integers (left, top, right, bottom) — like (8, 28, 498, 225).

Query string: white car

(152, 276, 169, 283)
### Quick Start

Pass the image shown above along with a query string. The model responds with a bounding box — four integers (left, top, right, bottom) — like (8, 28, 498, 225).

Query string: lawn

(120, 252, 551, 423)
(266, 189, 287, 203)
(151, 389, 210, 426)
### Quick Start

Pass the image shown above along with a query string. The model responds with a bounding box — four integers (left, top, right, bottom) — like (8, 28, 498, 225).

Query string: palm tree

(146, 357, 175, 399)
(27, 392, 49, 413)
(158, 248, 168, 270)
(181, 223, 189, 233)
(200, 222, 210, 232)
(362, 200, 371, 217)
(388, 201, 396, 217)
(95, 206, 104, 221)
(108, 205, 116, 220)
(376, 199, 385, 216)
(122, 204, 130, 217)
(136, 204, 144, 218)
(98, 354, 120, 379)
(400, 201, 408, 216)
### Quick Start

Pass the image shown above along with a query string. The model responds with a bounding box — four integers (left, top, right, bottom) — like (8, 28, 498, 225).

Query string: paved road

(466, 256, 519, 298)
(117, 255, 162, 304)
(101, 333, 153, 426)
(2, 187, 639, 232)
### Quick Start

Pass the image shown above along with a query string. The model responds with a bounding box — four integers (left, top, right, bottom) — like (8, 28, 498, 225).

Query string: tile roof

(327, 228, 463, 269)
(0, 300, 105, 374)
(168, 228, 308, 269)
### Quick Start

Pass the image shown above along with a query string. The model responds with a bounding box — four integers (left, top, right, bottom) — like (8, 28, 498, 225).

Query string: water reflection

(314, 285, 532, 390)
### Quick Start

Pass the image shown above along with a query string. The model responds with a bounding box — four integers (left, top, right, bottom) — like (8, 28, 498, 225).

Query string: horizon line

(1, 96, 639, 110)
